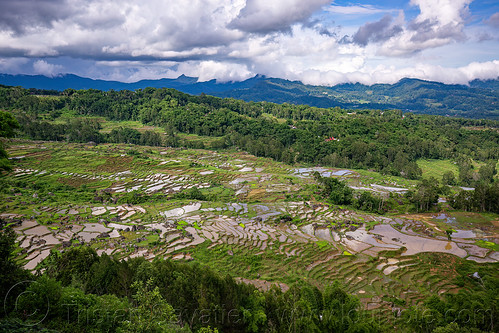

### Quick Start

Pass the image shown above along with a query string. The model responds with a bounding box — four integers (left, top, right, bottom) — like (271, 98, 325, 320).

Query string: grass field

(417, 159, 459, 181)
(99, 119, 164, 134)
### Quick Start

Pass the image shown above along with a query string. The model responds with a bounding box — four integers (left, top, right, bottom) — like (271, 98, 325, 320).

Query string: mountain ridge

(0, 73, 497, 119)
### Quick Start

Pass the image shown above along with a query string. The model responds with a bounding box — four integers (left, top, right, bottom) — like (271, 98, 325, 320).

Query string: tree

(197, 327, 219, 333)
(313, 172, 353, 205)
(0, 227, 30, 303)
(120, 278, 180, 333)
(174, 187, 206, 201)
(442, 171, 457, 186)
(140, 130, 163, 146)
(46, 247, 99, 288)
(66, 118, 103, 143)
(478, 161, 497, 184)
(109, 126, 141, 144)
(409, 177, 441, 212)
(0, 110, 20, 171)
(321, 282, 378, 332)
(0, 110, 19, 138)
(242, 290, 267, 333)
(354, 191, 385, 214)
(450, 181, 499, 213)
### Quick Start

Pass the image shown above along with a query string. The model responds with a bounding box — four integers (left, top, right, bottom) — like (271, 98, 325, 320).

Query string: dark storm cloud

(0, 0, 245, 60)
(228, 0, 330, 34)
(352, 15, 402, 45)
(0, 46, 28, 57)
(0, 0, 74, 34)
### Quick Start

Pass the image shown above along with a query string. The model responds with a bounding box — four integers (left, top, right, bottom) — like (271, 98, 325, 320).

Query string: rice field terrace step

(339, 265, 363, 278)
(370, 281, 386, 294)
(307, 266, 329, 279)
(349, 276, 368, 288)
(422, 275, 443, 286)
(336, 260, 359, 272)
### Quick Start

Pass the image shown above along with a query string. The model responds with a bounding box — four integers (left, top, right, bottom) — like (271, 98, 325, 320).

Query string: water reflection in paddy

(370, 224, 468, 257)
(452, 229, 477, 238)
(345, 227, 402, 249)
(433, 213, 478, 238)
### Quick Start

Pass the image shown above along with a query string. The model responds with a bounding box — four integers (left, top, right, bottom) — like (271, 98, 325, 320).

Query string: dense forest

(0, 228, 497, 333)
(1, 85, 498, 213)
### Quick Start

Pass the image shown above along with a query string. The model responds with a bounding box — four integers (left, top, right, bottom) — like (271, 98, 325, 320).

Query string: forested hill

(1, 84, 499, 187)
(1, 73, 498, 119)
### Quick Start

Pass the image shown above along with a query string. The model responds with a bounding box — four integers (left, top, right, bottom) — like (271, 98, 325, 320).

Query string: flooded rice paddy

(7, 199, 498, 271)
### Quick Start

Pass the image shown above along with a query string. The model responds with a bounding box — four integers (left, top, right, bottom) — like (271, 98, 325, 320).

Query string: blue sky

(0, 0, 497, 85)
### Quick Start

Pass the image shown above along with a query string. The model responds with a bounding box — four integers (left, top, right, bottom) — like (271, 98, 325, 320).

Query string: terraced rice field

(2, 140, 498, 312)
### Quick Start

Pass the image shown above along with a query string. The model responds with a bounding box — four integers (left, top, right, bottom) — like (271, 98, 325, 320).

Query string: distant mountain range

(1, 73, 498, 119)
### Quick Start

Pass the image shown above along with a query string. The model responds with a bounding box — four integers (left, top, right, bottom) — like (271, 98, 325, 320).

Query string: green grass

(53, 114, 165, 135)
(176, 133, 225, 148)
(99, 120, 164, 134)
(416, 159, 459, 181)
(450, 211, 498, 228)
(176, 220, 189, 230)
(365, 220, 381, 231)
(354, 169, 417, 188)
(261, 113, 287, 124)
(202, 186, 236, 201)
(475, 240, 499, 251)
(316, 241, 329, 249)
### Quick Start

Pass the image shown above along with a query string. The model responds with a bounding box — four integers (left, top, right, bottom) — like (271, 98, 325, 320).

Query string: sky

(0, 0, 498, 86)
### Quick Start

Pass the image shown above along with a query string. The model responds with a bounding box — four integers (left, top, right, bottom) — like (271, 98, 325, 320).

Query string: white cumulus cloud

(32, 60, 62, 76)
(376, 0, 472, 56)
